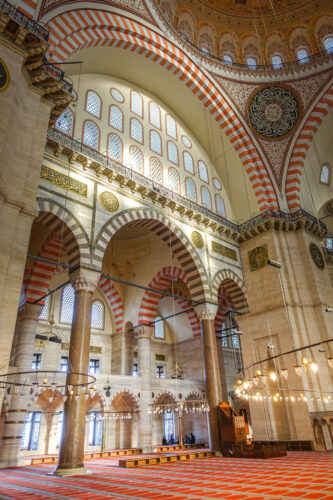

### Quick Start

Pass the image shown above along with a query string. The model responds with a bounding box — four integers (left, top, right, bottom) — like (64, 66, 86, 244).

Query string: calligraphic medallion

(191, 231, 204, 249)
(248, 246, 269, 271)
(248, 86, 299, 139)
(309, 243, 325, 270)
(0, 59, 9, 92)
(99, 191, 119, 213)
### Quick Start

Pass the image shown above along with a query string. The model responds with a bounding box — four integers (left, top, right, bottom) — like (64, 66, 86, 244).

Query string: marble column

(0, 302, 42, 468)
(136, 325, 153, 453)
(54, 269, 100, 476)
(122, 325, 134, 376)
(197, 304, 222, 452)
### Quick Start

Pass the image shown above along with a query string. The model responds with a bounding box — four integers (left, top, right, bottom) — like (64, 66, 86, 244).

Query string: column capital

(18, 302, 43, 321)
(135, 325, 154, 340)
(196, 303, 218, 321)
(70, 268, 100, 294)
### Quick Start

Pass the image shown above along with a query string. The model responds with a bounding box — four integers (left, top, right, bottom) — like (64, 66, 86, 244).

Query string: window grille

(129, 146, 144, 174)
(60, 284, 75, 324)
(130, 118, 143, 143)
(156, 365, 165, 378)
(320, 164, 330, 184)
(150, 157, 163, 184)
(221, 324, 228, 348)
(150, 130, 162, 154)
(324, 37, 333, 54)
(167, 141, 178, 165)
(232, 332, 240, 349)
(198, 160, 208, 182)
(272, 55, 283, 69)
(215, 194, 225, 216)
(131, 90, 143, 117)
(32, 353, 41, 370)
(166, 114, 177, 139)
(55, 109, 73, 136)
(182, 136, 191, 148)
(109, 105, 123, 131)
(184, 151, 194, 174)
(85, 90, 101, 118)
(89, 359, 100, 374)
(60, 356, 69, 372)
(108, 134, 122, 163)
(149, 101, 161, 128)
(110, 88, 124, 102)
(88, 412, 103, 446)
(83, 121, 99, 150)
(21, 412, 41, 451)
(91, 300, 104, 329)
(213, 177, 222, 190)
(247, 56, 257, 69)
(40, 294, 49, 320)
(201, 186, 212, 209)
(169, 168, 180, 193)
(297, 48, 309, 63)
(223, 54, 233, 65)
(186, 178, 197, 201)
(154, 316, 165, 339)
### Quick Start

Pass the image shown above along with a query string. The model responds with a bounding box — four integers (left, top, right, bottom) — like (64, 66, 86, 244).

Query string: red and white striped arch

(164, 287, 201, 338)
(285, 84, 333, 211)
(98, 277, 123, 333)
(44, 8, 278, 213)
(214, 287, 234, 335)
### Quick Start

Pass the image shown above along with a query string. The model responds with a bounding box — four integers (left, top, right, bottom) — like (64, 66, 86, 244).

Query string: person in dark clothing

(162, 435, 167, 445)
(189, 433, 195, 444)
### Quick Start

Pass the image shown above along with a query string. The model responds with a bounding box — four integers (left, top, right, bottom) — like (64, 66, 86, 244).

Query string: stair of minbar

(119, 450, 216, 468)
(25, 448, 143, 465)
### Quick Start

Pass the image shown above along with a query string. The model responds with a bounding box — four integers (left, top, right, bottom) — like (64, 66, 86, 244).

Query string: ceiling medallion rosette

(248, 86, 299, 139)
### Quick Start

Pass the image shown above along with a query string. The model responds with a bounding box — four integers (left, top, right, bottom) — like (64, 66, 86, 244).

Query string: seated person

(189, 432, 195, 444)
(169, 433, 175, 444)
(184, 434, 190, 444)
(162, 435, 167, 445)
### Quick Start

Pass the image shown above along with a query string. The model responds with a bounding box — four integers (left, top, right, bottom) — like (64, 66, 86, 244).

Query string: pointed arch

(211, 269, 248, 313)
(44, 8, 278, 212)
(98, 277, 124, 333)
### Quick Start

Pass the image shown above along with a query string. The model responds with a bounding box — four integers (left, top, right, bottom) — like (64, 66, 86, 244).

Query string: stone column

(0, 302, 42, 468)
(54, 269, 100, 476)
(136, 325, 153, 453)
(122, 325, 134, 376)
(197, 304, 222, 452)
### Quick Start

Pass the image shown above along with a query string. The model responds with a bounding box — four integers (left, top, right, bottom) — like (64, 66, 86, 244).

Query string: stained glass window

(83, 121, 99, 150)
(169, 168, 180, 193)
(186, 178, 197, 201)
(167, 141, 178, 165)
(109, 105, 123, 131)
(213, 177, 222, 190)
(150, 157, 163, 184)
(198, 160, 208, 183)
(184, 151, 194, 174)
(324, 37, 333, 54)
(55, 109, 74, 136)
(150, 130, 162, 154)
(154, 315, 165, 339)
(320, 164, 330, 184)
(129, 146, 144, 174)
(85, 90, 101, 118)
(60, 284, 75, 324)
(149, 101, 161, 128)
(201, 186, 211, 209)
(110, 88, 124, 102)
(215, 194, 225, 216)
(91, 300, 104, 329)
(182, 136, 191, 148)
(40, 294, 49, 320)
(272, 55, 283, 69)
(108, 134, 122, 163)
(130, 118, 143, 143)
(131, 90, 143, 117)
(166, 114, 177, 139)
(223, 54, 233, 65)
(297, 48, 309, 64)
(247, 56, 257, 69)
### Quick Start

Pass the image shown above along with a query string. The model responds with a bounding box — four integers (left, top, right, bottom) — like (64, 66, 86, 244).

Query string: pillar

(197, 304, 222, 452)
(0, 302, 42, 468)
(122, 324, 134, 376)
(54, 269, 100, 476)
(136, 325, 153, 453)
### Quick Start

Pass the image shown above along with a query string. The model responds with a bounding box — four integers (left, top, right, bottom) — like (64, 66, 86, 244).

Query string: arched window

(91, 299, 104, 329)
(201, 186, 211, 209)
(297, 48, 309, 63)
(60, 284, 75, 324)
(183, 151, 194, 174)
(324, 37, 333, 54)
(107, 134, 123, 163)
(186, 178, 197, 201)
(83, 120, 99, 150)
(150, 130, 162, 155)
(154, 315, 165, 339)
(129, 146, 144, 174)
(130, 118, 143, 143)
(272, 54, 283, 69)
(215, 194, 225, 217)
(131, 90, 143, 117)
(109, 105, 123, 132)
(223, 54, 233, 65)
(150, 157, 163, 184)
(198, 160, 209, 183)
(149, 101, 161, 129)
(40, 294, 50, 320)
(167, 141, 178, 165)
(110, 88, 124, 103)
(320, 163, 330, 184)
(169, 168, 180, 193)
(201, 46, 210, 54)
(85, 90, 101, 118)
(55, 108, 74, 136)
(166, 114, 177, 139)
(247, 56, 257, 69)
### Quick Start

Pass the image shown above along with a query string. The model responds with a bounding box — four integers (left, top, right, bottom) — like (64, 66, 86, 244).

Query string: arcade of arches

(0, 0, 332, 487)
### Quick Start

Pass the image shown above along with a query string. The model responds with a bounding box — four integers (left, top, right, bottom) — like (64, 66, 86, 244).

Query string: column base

(49, 465, 91, 477)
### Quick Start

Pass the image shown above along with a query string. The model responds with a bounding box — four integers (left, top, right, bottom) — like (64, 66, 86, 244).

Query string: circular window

(181, 136, 192, 148)
(213, 178, 222, 190)
(110, 88, 124, 103)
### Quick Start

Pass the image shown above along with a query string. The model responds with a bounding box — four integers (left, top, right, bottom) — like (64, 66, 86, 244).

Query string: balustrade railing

(0, 0, 49, 40)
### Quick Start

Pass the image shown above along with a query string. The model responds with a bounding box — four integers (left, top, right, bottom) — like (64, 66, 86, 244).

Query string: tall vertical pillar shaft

(136, 325, 153, 453)
(0, 302, 42, 468)
(54, 269, 100, 476)
(198, 304, 222, 452)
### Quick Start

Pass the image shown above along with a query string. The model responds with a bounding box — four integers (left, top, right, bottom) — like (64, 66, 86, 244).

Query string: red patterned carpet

(0, 452, 332, 500)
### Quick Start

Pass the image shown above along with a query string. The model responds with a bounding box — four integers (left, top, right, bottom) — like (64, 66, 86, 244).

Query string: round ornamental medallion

(191, 231, 204, 249)
(248, 86, 299, 139)
(309, 243, 325, 270)
(0, 59, 10, 92)
(99, 191, 119, 213)
(248, 246, 269, 271)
